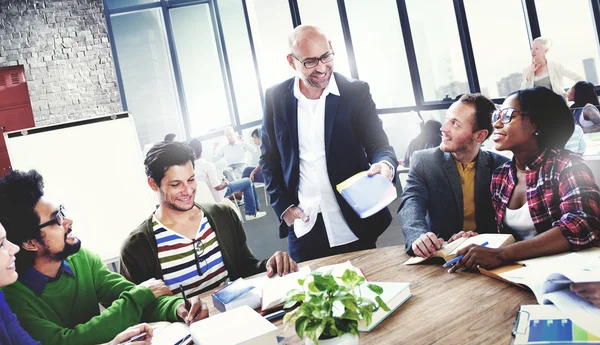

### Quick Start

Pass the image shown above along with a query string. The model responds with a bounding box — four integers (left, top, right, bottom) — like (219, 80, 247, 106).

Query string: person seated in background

(213, 126, 256, 182)
(399, 94, 509, 258)
(450, 87, 600, 273)
(164, 133, 177, 142)
(0, 221, 155, 345)
(189, 139, 266, 220)
(568, 81, 600, 133)
(564, 124, 587, 155)
(0, 170, 203, 345)
(242, 128, 264, 183)
(402, 120, 442, 168)
(120, 141, 297, 299)
(521, 37, 583, 96)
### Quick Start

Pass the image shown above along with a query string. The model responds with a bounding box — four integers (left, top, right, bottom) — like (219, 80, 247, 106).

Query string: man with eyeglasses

(0, 170, 201, 345)
(399, 94, 509, 258)
(260, 25, 397, 262)
(120, 141, 297, 300)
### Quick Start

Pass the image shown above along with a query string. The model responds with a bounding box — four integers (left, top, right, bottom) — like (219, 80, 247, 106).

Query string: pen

(117, 332, 147, 345)
(174, 334, 192, 345)
(180, 284, 191, 311)
(545, 279, 575, 284)
(443, 241, 489, 268)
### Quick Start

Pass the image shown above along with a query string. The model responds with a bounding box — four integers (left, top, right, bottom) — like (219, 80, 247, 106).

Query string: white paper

(543, 289, 600, 337)
(151, 322, 190, 345)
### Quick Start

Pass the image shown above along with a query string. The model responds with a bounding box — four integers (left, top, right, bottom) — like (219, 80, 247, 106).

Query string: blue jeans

(224, 178, 259, 216)
(242, 166, 264, 183)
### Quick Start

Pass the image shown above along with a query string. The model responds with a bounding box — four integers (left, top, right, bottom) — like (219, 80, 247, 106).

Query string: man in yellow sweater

(0, 170, 207, 345)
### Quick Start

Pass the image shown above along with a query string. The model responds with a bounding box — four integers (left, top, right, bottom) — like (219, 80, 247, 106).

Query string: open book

(356, 282, 411, 332)
(496, 253, 600, 337)
(246, 261, 366, 313)
(403, 233, 515, 265)
(336, 171, 397, 219)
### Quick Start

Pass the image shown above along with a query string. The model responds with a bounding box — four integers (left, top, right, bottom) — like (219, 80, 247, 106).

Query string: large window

(110, 8, 184, 148)
(406, 0, 469, 101)
(537, 0, 600, 85)
(345, 0, 414, 108)
(170, 4, 231, 137)
(245, 0, 294, 90)
(106, 0, 158, 10)
(465, 0, 531, 98)
(219, 0, 264, 124)
(297, 0, 352, 78)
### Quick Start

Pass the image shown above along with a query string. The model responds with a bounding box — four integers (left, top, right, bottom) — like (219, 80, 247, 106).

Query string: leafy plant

(283, 269, 390, 344)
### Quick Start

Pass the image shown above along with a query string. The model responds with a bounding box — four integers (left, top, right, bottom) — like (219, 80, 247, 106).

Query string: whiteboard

(5, 113, 157, 260)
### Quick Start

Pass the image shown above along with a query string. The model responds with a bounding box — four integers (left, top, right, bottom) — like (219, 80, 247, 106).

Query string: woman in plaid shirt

(449, 87, 600, 293)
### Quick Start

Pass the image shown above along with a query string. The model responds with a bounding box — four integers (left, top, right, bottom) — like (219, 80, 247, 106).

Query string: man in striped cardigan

(120, 141, 298, 299)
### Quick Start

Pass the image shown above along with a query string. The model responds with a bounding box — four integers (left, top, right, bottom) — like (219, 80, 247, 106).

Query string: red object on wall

(0, 66, 36, 177)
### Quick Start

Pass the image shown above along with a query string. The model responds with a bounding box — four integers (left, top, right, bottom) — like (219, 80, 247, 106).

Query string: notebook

(403, 234, 515, 265)
(513, 305, 600, 343)
(355, 282, 411, 332)
(336, 171, 397, 219)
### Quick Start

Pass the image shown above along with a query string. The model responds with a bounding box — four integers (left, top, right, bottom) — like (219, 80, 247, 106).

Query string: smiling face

(288, 34, 334, 91)
(491, 94, 538, 153)
(0, 223, 19, 288)
(439, 101, 480, 153)
(151, 161, 196, 212)
(32, 199, 81, 262)
(531, 41, 547, 60)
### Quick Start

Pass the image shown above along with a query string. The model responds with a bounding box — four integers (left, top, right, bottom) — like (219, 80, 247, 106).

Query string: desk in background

(198, 246, 535, 345)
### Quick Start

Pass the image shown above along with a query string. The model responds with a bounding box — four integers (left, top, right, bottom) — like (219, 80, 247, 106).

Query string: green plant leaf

(367, 284, 384, 295)
(295, 316, 309, 339)
(339, 269, 365, 288)
(313, 273, 339, 292)
(298, 278, 305, 286)
(340, 309, 360, 321)
(308, 281, 320, 293)
(375, 296, 391, 312)
(284, 293, 306, 308)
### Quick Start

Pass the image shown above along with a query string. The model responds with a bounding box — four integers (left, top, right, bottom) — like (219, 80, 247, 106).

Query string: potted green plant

(283, 269, 390, 345)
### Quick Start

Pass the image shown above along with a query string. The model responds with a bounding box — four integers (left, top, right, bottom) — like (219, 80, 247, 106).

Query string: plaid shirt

(491, 148, 600, 250)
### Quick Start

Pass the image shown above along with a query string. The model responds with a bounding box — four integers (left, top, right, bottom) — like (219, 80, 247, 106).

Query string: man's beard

(42, 229, 82, 261)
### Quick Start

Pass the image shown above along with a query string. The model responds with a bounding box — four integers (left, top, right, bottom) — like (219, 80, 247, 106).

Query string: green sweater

(2, 248, 183, 345)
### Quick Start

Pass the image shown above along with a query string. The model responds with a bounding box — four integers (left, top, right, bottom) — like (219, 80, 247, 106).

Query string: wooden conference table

(198, 246, 536, 345)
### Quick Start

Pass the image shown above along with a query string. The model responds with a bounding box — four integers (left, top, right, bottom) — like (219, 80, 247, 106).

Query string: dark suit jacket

(260, 73, 397, 241)
(398, 147, 509, 254)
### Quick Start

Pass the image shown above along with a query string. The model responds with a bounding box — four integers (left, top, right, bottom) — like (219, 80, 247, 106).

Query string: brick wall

(0, 0, 122, 126)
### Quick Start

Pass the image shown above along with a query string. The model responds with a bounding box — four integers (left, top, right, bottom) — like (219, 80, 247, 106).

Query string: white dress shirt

(195, 158, 227, 201)
(294, 76, 359, 247)
(214, 140, 255, 166)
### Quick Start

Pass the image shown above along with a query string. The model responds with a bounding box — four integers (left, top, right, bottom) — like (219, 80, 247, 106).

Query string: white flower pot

(304, 333, 360, 345)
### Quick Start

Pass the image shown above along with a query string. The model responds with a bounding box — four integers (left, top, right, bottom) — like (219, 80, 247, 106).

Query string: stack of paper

(336, 171, 397, 219)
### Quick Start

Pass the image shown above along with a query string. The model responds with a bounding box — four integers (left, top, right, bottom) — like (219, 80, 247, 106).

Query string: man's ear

(148, 177, 160, 191)
(474, 129, 488, 144)
(21, 239, 39, 253)
(287, 54, 296, 70)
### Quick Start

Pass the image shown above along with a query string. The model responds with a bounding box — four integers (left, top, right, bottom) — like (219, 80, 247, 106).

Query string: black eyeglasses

(292, 51, 335, 69)
(39, 205, 66, 229)
(192, 238, 207, 276)
(492, 108, 529, 124)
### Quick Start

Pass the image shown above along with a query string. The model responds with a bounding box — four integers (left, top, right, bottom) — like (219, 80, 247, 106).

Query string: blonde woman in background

(521, 37, 583, 96)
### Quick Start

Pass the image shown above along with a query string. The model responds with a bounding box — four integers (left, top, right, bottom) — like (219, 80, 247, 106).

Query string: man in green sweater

(0, 170, 208, 345)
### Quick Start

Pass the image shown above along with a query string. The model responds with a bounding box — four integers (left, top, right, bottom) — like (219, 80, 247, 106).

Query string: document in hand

(498, 253, 600, 337)
(513, 305, 600, 344)
(336, 171, 397, 219)
(355, 282, 412, 332)
(403, 234, 515, 265)
(190, 305, 278, 345)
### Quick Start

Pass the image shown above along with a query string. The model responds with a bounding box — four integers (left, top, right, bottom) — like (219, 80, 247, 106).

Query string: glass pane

(536, 0, 600, 85)
(106, 0, 158, 10)
(219, 0, 264, 125)
(297, 0, 351, 78)
(171, 5, 231, 137)
(381, 112, 421, 161)
(406, 0, 469, 101)
(110, 9, 184, 148)
(465, 0, 531, 98)
(345, 0, 414, 107)
(246, 0, 294, 90)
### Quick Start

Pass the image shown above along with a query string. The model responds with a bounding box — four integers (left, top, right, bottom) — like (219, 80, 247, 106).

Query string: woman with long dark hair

(568, 81, 600, 132)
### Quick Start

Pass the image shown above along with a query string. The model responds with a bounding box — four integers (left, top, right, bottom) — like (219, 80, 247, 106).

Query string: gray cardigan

(398, 148, 509, 254)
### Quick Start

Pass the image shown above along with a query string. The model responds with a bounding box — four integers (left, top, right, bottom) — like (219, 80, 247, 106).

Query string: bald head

(288, 25, 329, 53)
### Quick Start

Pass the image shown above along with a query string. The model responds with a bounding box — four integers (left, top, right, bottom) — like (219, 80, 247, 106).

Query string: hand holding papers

(336, 171, 397, 218)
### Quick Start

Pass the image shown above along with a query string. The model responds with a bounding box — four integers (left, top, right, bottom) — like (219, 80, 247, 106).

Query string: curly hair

(144, 141, 196, 186)
(511, 87, 575, 149)
(0, 170, 45, 272)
